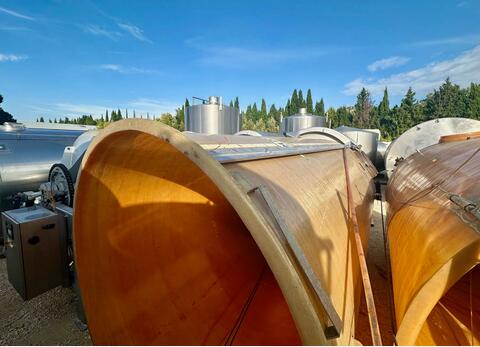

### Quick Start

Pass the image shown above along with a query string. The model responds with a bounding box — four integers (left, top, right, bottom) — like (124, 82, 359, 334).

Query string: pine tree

(466, 83, 480, 119)
(354, 88, 373, 128)
(285, 99, 291, 116)
(39, 116, 45, 122)
(234, 97, 239, 109)
(54, 118, 57, 123)
(306, 89, 313, 113)
(424, 78, 467, 119)
(395, 87, 420, 136)
(49, 119, 52, 123)
(0, 94, 16, 124)
(117, 109, 123, 120)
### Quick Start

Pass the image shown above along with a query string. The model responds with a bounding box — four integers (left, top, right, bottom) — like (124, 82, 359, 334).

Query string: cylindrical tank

(0, 123, 88, 210)
(185, 96, 240, 134)
(336, 126, 379, 164)
(384, 117, 480, 177)
(74, 119, 377, 345)
(281, 108, 326, 135)
(387, 134, 480, 345)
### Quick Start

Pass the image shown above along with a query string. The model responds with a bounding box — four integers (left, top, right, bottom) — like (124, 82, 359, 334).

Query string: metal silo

(281, 108, 326, 135)
(185, 96, 240, 135)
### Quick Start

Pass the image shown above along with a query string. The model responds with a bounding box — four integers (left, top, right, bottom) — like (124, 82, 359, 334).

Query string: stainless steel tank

(0, 123, 88, 214)
(384, 117, 480, 177)
(281, 108, 326, 135)
(335, 126, 379, 164)
(185, 96, 241, 135)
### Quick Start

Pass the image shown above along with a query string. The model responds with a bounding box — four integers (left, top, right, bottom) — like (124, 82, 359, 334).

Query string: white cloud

(367, 56, 409, 72)
(0, 54, 28, 62)
(97, 64, 161, 74)
(118, 23, 151, 43)
(0, 6, 35, 21)
(411, 34, 480, 47)
(344, 45, 480, 96)
(83, 24, 120, 41)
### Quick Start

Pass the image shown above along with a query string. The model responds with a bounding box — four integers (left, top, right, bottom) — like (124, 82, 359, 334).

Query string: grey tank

(335, 126, 380, 164)
(185, 96, 241, 135)
(281, 108, 326, 134)
(0, 123, 88, 212)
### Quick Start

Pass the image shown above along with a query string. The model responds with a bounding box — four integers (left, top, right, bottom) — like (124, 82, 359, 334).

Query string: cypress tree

(306, 89, 313, 113)
(315, 99, 325, 116)
(105, 110, 109, 122)
(260, 99, 267, 120)
(298, 89, 305, 108)
(234, 97, 239, 109)
(291, 90, 299, 113)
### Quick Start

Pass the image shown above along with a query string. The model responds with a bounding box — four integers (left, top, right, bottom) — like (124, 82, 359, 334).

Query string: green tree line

(4, 78, 480, 140)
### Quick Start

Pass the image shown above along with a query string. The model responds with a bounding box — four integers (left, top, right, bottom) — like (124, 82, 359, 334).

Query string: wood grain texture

(387, 137, 480, 345)
(73, 119, 376, 345)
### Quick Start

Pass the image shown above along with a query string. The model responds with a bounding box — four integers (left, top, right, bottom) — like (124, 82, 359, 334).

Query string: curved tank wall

(336, 126, 379, 164)
(185, 96, 241, 135)
(281, 108, 326, 134)
(0, 124, 88, 211)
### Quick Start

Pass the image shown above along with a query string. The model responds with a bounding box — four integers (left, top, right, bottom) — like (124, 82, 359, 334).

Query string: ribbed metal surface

(185, 97, 240, 135)
(281, 108, 326, 134)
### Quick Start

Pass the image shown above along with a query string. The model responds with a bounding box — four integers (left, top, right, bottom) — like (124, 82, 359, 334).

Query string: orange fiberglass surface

(73, 119, 377, 345)
(387, 136, 480, 345)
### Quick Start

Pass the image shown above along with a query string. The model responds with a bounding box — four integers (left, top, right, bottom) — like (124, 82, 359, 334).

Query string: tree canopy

(0, 94, 17, 124)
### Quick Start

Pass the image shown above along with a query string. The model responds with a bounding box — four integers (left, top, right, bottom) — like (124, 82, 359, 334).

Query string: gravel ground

(0, 258, 91, 345)
(0, 192, 393, 345)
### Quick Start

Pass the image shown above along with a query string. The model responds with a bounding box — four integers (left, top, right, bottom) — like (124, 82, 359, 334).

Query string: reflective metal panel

(384, 118, 480, 176)
(185, 97, 240, 134)
(281, 109, 326, 134)
(336, 126, 379, 164)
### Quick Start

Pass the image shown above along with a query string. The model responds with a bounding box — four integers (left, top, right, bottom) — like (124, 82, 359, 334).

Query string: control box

(2, 206, 67, 300)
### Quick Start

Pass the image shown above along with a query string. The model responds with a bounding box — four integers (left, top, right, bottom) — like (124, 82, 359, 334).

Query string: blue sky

(1, 0, 480, 122)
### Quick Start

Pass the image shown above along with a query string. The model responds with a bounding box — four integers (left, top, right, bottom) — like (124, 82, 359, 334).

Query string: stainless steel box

(2, 206, 67, 300)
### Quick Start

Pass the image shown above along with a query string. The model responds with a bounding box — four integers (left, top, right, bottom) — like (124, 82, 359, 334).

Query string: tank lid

(208, 96, 220, 105)
(299, 107, 307, 115)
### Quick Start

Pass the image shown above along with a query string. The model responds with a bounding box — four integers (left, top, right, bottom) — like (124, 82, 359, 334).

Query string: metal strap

(343, 148, 383, 345)
(249, 184, 343, 339)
